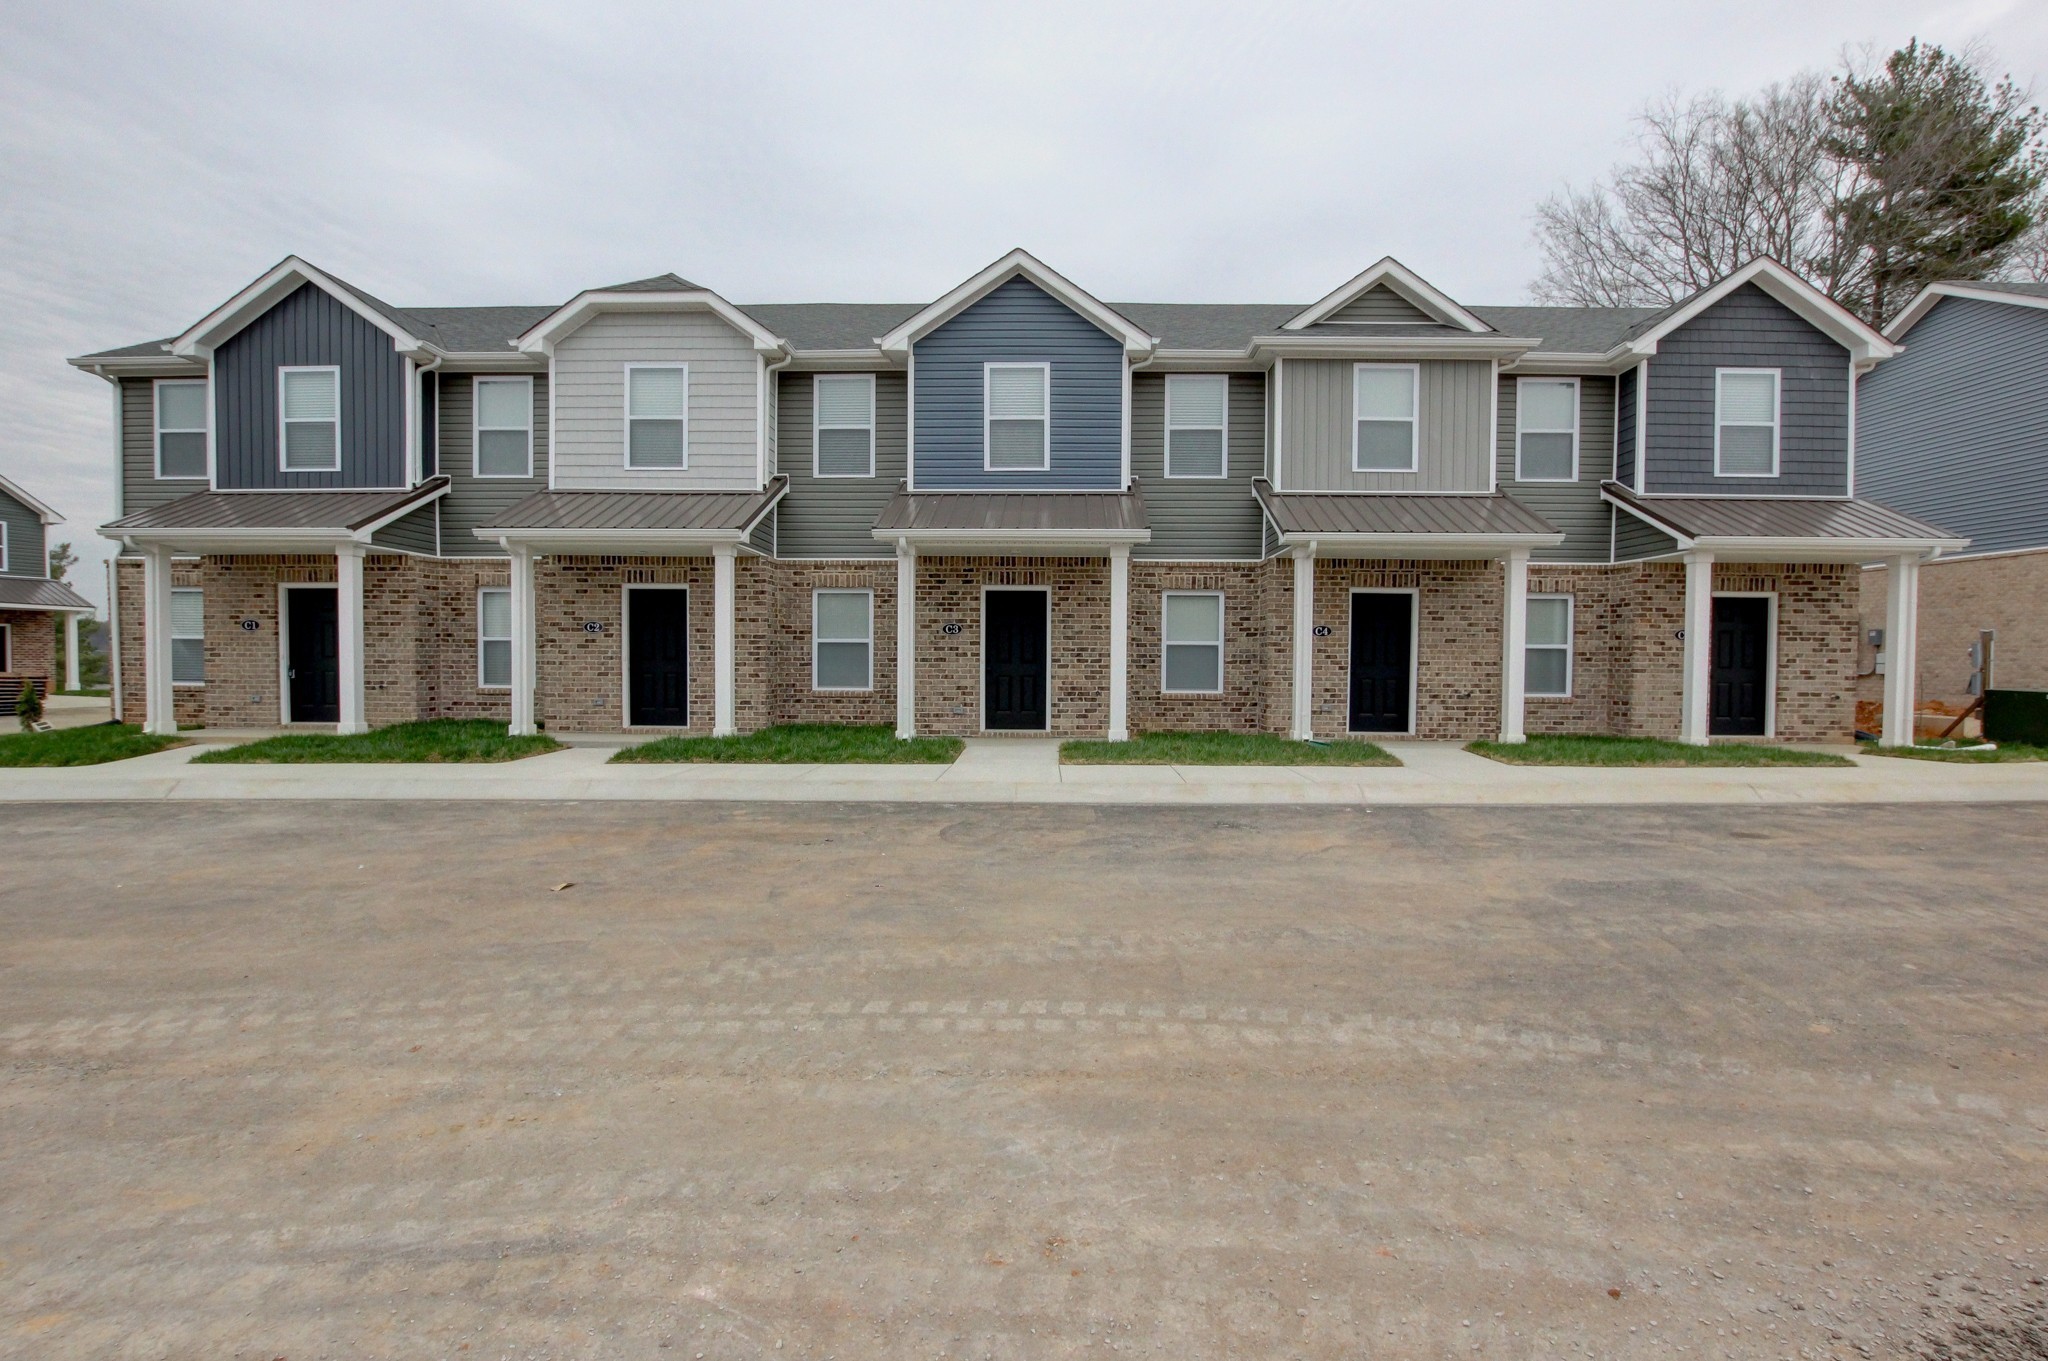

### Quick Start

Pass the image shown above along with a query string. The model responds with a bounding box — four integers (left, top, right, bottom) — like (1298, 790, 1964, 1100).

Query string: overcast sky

(4, 1, 2044, 608)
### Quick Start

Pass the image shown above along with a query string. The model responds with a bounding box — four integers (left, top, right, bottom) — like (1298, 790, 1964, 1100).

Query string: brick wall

(1310, 559, 1504, 740)
(766, 560, 898, 727)
(1126, 561, 1283, 734)
(1861, 549, 2048, 712)
(913, 556, 1110, 737)
(1717, 562, 1857, 742)
(3, 609, 58, 686)
(537, 555, 712, 733)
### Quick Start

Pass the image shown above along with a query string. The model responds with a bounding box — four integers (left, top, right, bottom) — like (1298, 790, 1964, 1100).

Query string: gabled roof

(515, 279, 787, 357)
(1883, 279, 2048, 340)
(0, 472, 63, 524)
(603, 272, 708, 293)
(1614, 258, 1895, 368)
(1282, 257, 1494, 333)
(171, 256, 433, 360)
(874, 249, 1158, 360)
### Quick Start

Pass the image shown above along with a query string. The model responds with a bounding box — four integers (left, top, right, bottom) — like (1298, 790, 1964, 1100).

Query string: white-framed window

(278, 366, 341, 472)
(984, 362, 1050, 471)
(1352, 363, 1418, 472)
(478, 588, 512, 690)
(1524, 594, 1572, 698)
(154, 379, 209, 480)
(1515, 377, 1579, 482)
(473, 377, 533, 479)
(625, 364, 689, 469)
(1715, 368, 1780, 477)
(0, 518, 7, 572)
(0, 622, 9, 672)
(1165, 375, 1228, 478)
(813, 589, 873, 691)
(171, 587, 204, 686)
(814, 374, 876, 478)
(1161, 591, 1225, 694)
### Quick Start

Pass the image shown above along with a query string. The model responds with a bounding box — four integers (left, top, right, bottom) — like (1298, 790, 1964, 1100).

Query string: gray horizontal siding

(911, 277, 1124, 490)
(1644, 284, 1851, 496)
(1615, 366, 1637, 486)
(1280, 358, 1493, 492)
(1130, 372, 1264, 559)
(1329, 286, 1433, 324)
(213, 282, 407, 489)
(120, 376, 209, 518)
(0, 487, 47, 577)
(776, 371, 908, 558)
(1857, 294, 2048, 555)
(1496, 373, 1616, 562)
(370, 502, 438, 555)
(438, 374, 547, 556)
(1613, 513, 1678, 560)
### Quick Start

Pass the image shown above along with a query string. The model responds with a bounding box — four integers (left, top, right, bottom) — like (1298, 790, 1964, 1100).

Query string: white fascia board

(431, 353, 549, 374)
(1277, 531, 1564, 559)
(869, 527, 1152, 552)
(113, 527, 359, 553)
(477, 527, 753, 552)
(516, 291, 790, 358)
(1599, 488, 1697, 548)
(873, 248, 1159, 360)
(1883, 281, 2048, 340)
(0, 472, 63, 524)
(172, 256, 433, 360)
(66, 352, 204, 378)
(1249, 334, 1538, 364)
(0, 600, 97, 615)
(1499, 352, 1618, 376)
(1614, 258, 1896, 366)
(1692, 534, 1969, 562)
(1281, 256, 1493, 333)
(1136, 349, 1269, 373)
(783, 349, 901, 373)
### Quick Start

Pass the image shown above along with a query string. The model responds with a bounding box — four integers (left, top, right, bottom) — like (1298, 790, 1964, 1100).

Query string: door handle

(288, 669, 296, 679)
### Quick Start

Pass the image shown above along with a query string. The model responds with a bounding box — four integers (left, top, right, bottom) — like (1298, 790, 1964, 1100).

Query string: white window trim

(171, 586, 205, 687)
(812, 588, 875, 692)
(477, 587, 512, 691)
(153, 378, 210, 481)
(1350, 362, 1419, 474)
(623, 362, 689, 470)
(812, 373, 877, 479)
(277, 365, 341, 473)
(1160, 590, 1225, 695)
(472, 376, 534, 480)
(983, 361, 1052, 473)
(1164, 375, 1229, 479)
(1524, 594, 1573, 698)
(0, 518, 7, 573)
(1714, 367, 1782, 478)
(1514, 376, 1579, 483)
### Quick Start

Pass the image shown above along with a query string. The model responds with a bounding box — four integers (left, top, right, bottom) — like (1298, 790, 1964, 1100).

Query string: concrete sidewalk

(2, 735, 2045, 805)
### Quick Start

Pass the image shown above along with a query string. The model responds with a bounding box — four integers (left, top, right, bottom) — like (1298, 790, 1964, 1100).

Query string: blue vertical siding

(910, 277, 1124, 489)
(212, 282, 408, 489)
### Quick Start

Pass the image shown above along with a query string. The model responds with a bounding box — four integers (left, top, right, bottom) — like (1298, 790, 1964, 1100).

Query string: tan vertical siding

(1281, 359, 1492, 492)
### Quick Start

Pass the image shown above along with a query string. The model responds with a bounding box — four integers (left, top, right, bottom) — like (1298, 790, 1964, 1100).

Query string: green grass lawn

(1860, 740, 2048, 763)
(192, 719, 562, 764)
(1061, 731, 1399, 766)
(1466, 734, 1855, 767)
(612, 723, 963, 764)
(0, 722, 188, 767)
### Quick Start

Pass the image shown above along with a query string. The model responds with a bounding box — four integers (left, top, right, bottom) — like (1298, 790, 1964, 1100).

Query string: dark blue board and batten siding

(1642, 284, 1850, 496)
(212, 282, 408, 490)
(910, 277, 1124, 490)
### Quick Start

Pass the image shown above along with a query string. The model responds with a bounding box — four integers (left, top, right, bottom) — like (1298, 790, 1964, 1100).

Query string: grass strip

(192, 719, 561, 764)
(1467, 734, 1853, 767)
(613, 723, 962, 764)
(1061, 731, 1398, 766)
(0, 722, 188, 767)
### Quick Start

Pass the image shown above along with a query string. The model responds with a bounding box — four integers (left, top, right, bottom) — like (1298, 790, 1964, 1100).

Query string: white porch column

(507, 543, 536, 736)
(141, 545, 175, 736)
(713, 543, 737, 737)
(64, 612, 81, 693)
(895, 543, 917, 739)
(335, 542, 367, 735)
(1679, 549, 1715, 745)
(1290, 548, 1315, 740)
(1108, 546, 1130, 741)
(1499, 549, 1530, 743)
(1881, 553, 1922, 747)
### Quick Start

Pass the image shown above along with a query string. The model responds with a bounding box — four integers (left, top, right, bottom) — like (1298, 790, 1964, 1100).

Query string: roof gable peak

(875, 248, 1157, 359)
(1284, 257, 1492, 333)
(172, 256, 432, 360)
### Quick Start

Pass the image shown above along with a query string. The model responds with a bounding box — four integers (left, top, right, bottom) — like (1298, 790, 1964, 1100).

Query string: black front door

(287, 588, 340, 724)
(1710, 596, 1770, 736)
(629, 589, 690, 726)
(984, 590, 1048, 730)
(1348, 592, 1413, 733)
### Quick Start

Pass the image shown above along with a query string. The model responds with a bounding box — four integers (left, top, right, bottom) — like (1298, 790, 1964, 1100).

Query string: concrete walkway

(3, 735, 2045, 805)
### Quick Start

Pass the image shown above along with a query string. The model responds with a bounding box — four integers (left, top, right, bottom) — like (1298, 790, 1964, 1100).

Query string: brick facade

(1310, 559, 1504, 740)
(2, 609, 58, 688)
(1860, 549, 2048, 714)
(914, 556, 1110, 737)
(1125, 560, 1287, 734)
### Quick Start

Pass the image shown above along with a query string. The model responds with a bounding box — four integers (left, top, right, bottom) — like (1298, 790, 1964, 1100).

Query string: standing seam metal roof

(1601, 483, 1961, 542)
(479, 478, 786, 533)
(102, 479, 448, 533)
(872, 484, 1148, 534)
(1254, 482, 1560, 538)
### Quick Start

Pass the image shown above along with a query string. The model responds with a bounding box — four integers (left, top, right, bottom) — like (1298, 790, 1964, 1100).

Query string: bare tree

(1995, 215, 2048, 282)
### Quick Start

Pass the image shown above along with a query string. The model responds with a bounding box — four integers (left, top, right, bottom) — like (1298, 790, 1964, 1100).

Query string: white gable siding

(551, 311, 760, 490)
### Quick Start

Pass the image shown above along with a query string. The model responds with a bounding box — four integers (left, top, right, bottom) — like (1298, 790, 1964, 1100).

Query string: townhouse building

(0, 473, 96, 711)
(73, 250, 1959, 748)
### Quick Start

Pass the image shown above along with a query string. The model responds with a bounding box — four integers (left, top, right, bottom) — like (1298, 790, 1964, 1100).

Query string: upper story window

(985, 363, 1050, 471)
(154, 379, 209, 480)
(625, 364, 689, 469)
(1515, 378, 1578, 482)
(1715, 369, 1780, 477)
(1165, 376, 1228, 478)
(1352, 363, 1418, 472)
(279, 366, 340, 472)
(814, 374, 876, 478)
(474, 377, 534, 479)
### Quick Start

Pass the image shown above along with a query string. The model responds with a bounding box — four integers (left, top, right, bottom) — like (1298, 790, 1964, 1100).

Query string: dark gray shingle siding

(1497, 374, 1616, 562)
(1643, 284, 1851, 496)
(774, 372, 908, 557)
(437, 374, 547, 556)
(1615, 366, 1637, 486)
(0, 488, 47, 577)
(1130, 373, 1264, 559)
(1857, 294, 2048, 556)
(1613, 513, 1677, 560)
(370, 503, 438, 554)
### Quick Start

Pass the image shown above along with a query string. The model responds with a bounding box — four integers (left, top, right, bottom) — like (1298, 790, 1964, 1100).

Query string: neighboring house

(0, 472, 97, 711)
(73, 251, 1959, 747)
(1856, 280, 2048, 715)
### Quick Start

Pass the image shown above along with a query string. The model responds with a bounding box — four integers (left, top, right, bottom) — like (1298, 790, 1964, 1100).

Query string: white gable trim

(874, 248, 1158, 360)
(1618, 258, 1896, 369)
(172, 256, 430, 361)
(0, 472, 62, 525)
(516, 290, 788, 358)
(1282, 257, 1492, 333)
(1884, 281, 2048, 341)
